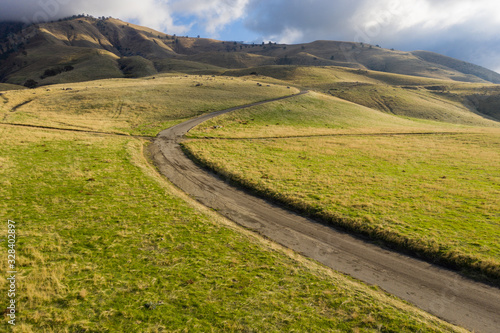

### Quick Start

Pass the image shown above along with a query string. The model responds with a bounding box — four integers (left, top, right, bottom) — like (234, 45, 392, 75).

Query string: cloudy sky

(2, 0, 500, 72)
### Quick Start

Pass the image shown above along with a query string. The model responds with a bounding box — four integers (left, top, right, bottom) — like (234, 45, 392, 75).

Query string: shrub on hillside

(40, 65, 75, 79)
(24, 79, 38, 89)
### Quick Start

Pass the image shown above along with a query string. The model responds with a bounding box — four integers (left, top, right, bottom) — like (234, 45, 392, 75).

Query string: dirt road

(150, 93, 500, 333)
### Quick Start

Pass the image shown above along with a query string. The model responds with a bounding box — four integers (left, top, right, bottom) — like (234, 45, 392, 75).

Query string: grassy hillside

(329, 84, 500, 125)
(241, 40, 500, 83)
(467, 93, 500, 121)
(185, 92, 500, 283)
(0, 78, 467, 332)
(1, 43, 124, 86)
(154, 58, 224, 74)
(0, 83, 25, 91)
(413, 51, 500, 84)
(1, 17, 500, 86)
(224, 65, 500, 123)
(187, 92, 470, 139)
(0, 75, 296, 136)
(118, 56, 157, 78)
(185, 52, 276, 69)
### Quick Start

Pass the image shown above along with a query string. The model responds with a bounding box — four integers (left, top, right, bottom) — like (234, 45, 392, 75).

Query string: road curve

(150, 92, 500, 333)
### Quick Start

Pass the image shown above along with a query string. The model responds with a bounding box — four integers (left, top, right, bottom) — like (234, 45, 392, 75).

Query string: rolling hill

(1, 15, 500, 87)
(1, 15, 500, 333)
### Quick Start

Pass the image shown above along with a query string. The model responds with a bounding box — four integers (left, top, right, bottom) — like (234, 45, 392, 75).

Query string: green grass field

(0, 76, 468, 331)
(185, 92, 500, 282)
(187, 92, 479, 139)
(0, 75, 297, 137)
(225, 66, 500, 124)
(0, 83, 25, 92)
(2, 16, 500, 330)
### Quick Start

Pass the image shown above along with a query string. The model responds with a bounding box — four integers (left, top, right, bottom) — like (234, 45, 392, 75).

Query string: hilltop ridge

(1, 16, 500, 86)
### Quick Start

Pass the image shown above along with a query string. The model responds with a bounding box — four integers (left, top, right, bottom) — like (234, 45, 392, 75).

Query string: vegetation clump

(40, 65, 74, 79)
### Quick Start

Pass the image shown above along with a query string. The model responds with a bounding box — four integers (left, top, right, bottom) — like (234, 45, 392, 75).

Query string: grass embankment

(0, 125, 467, 331)
(328, 84, 499, 126)
(187, 92, 476, 139)
(224, 66, 500, 124)
(185, 92, 500, 283)
(0, 83, 25, 92)
(0, 75, 296, 136)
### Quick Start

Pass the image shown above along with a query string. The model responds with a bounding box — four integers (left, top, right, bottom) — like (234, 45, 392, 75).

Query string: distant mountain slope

(412, 50, 500, 84)
(238, 40, 498, 83)
(1, 16, 500, 86)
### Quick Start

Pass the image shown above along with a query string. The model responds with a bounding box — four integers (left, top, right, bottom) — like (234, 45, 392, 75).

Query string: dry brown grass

(184, 91, 500, 283)
(0, 125, 467, 332)
(0, 75, 297, 136)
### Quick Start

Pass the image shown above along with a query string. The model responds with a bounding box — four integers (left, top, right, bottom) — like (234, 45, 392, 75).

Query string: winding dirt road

(150, 92, 500, 333)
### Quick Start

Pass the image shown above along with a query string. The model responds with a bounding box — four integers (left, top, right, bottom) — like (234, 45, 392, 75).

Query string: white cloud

(0, 0, 251, 36)
(170, 0, 250, 34)
(243, 0, 500, 71)
(275, 27, 304, 45)
(0, 0, 180, 32)
(352, 0, 500, 36)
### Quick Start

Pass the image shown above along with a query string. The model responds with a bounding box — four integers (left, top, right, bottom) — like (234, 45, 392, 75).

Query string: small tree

(24, 79, 38, 89)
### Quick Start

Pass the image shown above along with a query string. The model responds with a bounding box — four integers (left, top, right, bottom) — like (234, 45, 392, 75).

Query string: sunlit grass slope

(0, 75, 297, 136)
(5, 45, 124, 86)
(0, 124, 466, 332)
(188, 92, 479, 139)
(224, 66, 452, 89)
(185, 92, 500, 282)
(328, 84, 500, 126)
(0, 83, 25, 92)
(224, 66, 500, 124)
